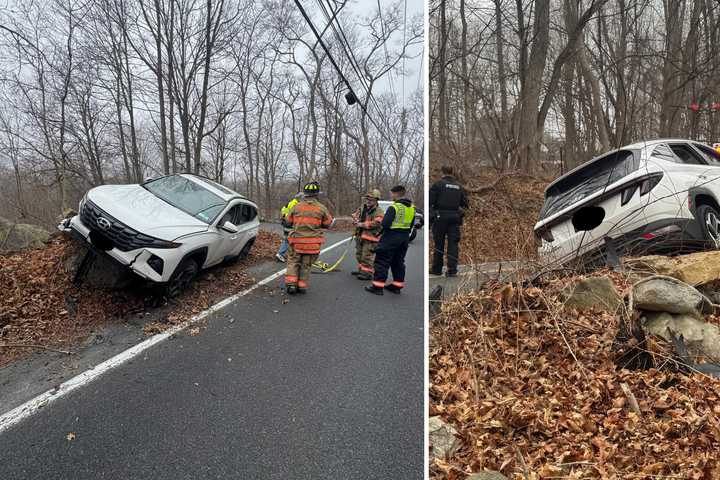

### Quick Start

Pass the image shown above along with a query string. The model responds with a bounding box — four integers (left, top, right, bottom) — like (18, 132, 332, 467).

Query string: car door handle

(230, 235, 238, 240)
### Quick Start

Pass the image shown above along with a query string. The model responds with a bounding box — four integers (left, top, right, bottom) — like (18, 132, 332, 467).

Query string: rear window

(540, 150, 638, 219)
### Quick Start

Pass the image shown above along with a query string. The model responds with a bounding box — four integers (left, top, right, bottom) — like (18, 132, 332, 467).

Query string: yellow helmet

(303, 181, 320, 195)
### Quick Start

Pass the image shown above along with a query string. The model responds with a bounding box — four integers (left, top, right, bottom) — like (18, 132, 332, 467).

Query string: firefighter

(276, 193, 301, 262)
(429, 165, 468, 277)
(351, 189, 385, 280)
(365, 185, 415, 296)
(284, 181, 333, 294)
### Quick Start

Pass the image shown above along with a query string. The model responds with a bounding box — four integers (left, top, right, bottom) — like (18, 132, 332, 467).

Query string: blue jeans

(278, 236, 289, 256)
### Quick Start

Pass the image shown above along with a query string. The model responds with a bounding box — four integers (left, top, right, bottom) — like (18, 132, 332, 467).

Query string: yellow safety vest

(389, 202, 415, 230)
(281, 198, 299, 218)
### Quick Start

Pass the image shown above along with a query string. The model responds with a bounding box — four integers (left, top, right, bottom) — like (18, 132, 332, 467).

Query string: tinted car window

(651, 144, 677, 163)
(540, 150, 638, 219)
(238, 204, 257, 223)
(693, 144, 720, 166)
(669, 144, 704, 165)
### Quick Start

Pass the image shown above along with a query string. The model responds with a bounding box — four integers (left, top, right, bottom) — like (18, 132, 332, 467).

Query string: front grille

(80, 200, 170, 251)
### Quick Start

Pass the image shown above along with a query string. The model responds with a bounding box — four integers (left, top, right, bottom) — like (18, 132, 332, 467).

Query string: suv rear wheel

(165, 257, 199, 297)
(698, 204, 720, 249)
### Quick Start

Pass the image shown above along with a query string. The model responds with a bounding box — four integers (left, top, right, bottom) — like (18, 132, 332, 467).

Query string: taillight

(640, 174, 663, 196)
(620, 185, 637, 205)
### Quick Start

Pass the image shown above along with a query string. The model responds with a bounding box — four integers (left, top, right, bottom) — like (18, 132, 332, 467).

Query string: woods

(429, 0, 720, 173)
(0, 0, 423, 226)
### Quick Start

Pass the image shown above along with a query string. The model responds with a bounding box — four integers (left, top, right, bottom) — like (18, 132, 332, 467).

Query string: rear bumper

(540, 217, 707, 268)
(58, 216, 179, 283)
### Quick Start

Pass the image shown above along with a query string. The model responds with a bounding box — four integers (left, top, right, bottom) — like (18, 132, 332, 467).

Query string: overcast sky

(306, 0, 424, 107)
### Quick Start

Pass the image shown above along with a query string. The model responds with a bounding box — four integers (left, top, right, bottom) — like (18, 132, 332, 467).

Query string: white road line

(0, 236, 352, 434)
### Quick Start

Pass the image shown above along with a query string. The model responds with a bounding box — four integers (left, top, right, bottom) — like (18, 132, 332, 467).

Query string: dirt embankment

(431, 271, 720, 479)
(0, 229, 281, 367)
(458, 173, 549, 264)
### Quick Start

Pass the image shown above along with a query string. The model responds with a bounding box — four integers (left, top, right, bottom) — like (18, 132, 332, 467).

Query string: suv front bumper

(59, 215, 179, 283)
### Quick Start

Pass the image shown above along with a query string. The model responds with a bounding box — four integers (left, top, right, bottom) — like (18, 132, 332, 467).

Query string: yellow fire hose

(312, 235, 355, 273)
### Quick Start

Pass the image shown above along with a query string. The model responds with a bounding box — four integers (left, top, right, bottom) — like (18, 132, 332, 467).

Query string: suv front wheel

(698, 204, 720, 249)
(165, 257, 199, 298)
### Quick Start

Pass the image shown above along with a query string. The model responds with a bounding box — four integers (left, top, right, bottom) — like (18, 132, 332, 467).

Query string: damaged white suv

(535, 139, 720, 267)
(60, 174, 259, 295)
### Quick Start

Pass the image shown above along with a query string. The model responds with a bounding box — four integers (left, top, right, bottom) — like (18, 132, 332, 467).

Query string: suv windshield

(540, 149, 638, 220)
(143, 175, 226, 224)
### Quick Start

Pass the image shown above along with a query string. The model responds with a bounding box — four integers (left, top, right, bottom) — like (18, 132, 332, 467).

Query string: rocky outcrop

(625, 251, 720, 286)
(0, 217, 50, 252)
(562, 276, 622, 312)
(642, 311, 720, 362)
(632, 276, 712, 315)
(429, 416, 461, 460)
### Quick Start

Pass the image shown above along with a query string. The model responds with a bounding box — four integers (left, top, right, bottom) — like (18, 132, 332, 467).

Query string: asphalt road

(0, 232, 424, 480)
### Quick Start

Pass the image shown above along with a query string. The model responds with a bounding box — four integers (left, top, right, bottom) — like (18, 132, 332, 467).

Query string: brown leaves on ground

(456, 172, 548, 264)
(0, 228, 282, 367)
(430, 272, 720, 479)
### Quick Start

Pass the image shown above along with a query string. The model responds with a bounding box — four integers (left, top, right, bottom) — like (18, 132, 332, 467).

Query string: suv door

(213, 200, 258, 261)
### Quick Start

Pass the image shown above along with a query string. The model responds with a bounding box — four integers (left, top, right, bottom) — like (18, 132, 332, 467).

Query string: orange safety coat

(355, 204, 384, 242)
(286, 198, 333, 254)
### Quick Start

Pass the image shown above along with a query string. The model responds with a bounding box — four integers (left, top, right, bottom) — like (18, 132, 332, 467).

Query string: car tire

(409, 227, 417, 243)
(698, 204, 720, 249)
(165, 257, 199, 298)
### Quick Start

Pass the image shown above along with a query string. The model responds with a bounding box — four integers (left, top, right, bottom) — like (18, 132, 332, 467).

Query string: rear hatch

(534, 149, 661, 260)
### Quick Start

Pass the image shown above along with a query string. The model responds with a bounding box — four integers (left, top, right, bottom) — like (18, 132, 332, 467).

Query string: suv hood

(87, 184, 210, 240)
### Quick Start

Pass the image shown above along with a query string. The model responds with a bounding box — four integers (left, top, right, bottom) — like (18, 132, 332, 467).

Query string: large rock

(562, 276, 622, 312)
(63, 247, 131, 289)
(429, 416, 461, 460)
(632, 276, 710, 315)
(625, 251, 720, 286)
(467, 472, 508, 480)
(642, 311, 720, 361)
(0, 217, 50, 252)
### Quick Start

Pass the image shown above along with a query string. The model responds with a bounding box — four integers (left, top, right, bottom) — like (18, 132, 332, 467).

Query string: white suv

(59, 174, 259, 295)
(535, 139, 720, 267)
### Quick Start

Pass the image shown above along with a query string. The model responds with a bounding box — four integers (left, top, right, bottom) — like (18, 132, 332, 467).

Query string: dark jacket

(429, 175, 468, 222)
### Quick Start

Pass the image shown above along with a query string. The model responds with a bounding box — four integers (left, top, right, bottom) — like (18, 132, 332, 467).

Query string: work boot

(297, 288, 307, 294)
(350, 270, 361, 276)
(356, 272, 372, 281)
(364, 285, 384, 295)
(384, 284, 402, 294)
(429, 269, 442, 276)
(446, 271, 457, 278)
(286, 285, 297, 295)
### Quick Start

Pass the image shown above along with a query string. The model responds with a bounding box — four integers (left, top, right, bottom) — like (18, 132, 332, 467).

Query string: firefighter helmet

(303, 181, 320, 196)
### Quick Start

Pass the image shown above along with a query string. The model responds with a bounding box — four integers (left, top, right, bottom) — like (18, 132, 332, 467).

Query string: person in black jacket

(429, 165, 468, 277)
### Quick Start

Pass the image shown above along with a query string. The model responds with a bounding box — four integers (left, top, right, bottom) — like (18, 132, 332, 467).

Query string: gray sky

(307, 0, 424, 107)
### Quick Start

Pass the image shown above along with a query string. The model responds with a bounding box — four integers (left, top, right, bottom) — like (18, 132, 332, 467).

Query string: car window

(669, 144, 705, 165)
(143, 175, 226, 223)
(651, 144, 678, 163)
(220, 205, 241, 226)
(236, 204, 257, 224)
(693, 144, 720, 166)
(540, 149, 638, 219)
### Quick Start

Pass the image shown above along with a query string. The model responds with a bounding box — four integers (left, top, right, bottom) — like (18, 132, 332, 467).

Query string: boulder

(562, 276, 622, 312)
(0, 217, 50, 252)
(632, 276, 710, 315)
(642, 311, 720, 361)
(467, 472, 508, 480)
(429, 416, 461, 460)
(625, 251, 720, 286)
(63, 247, 131, 289)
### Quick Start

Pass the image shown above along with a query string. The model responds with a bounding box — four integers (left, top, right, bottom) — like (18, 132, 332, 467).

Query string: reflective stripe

(285, 275, 298, 283)
(359, 264, 374, 273)
(298, 280, 308, 288)
(360, 232, 380, 242)
(392, 281, 405, 288)
(294, 243, 321, 254)
(288, 236, 325, 244)
(389, 203, 415, 230)
(372, 280, 385, 288)
(292, 216, 323, 226)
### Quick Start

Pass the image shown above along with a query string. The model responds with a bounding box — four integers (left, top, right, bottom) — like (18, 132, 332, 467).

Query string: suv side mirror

(221, 221, 239, 234)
